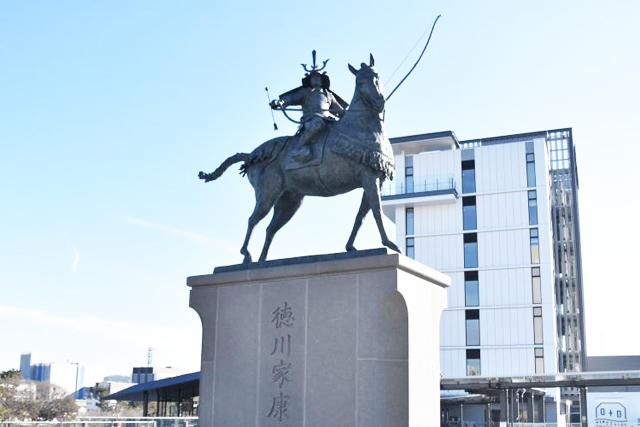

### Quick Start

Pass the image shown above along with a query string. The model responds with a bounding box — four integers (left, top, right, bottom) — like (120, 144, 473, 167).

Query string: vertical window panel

(533, 307, 543, 345)
(464, 233, 478, 268)
(405, 156, 414, 194)
(462, 160, 476, 194)
(535, 348, 544, 373)
(462, 196, 477, 230)
(405, 167, 414, 193)
(465, 310, 480, 346)
(530, 228, 540, 264)
(465, 271, 479, 307)
(466, 349, 481, 376)
(528, 190, 538, 225)
(526, 153, 536, 188)
(406, 237, 415, 260)
(406, 208, 414, 235)
(532, 267, 542, 304)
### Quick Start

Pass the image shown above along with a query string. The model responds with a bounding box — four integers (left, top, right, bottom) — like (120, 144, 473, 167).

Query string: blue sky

(1, 1, 639, 376)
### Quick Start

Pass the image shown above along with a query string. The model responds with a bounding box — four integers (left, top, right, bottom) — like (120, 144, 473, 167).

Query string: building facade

(19, 353, 103, 398)
(381, 128, 586, 422)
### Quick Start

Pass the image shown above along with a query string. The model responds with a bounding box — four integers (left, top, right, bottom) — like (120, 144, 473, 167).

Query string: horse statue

(198, 54, 401, 263)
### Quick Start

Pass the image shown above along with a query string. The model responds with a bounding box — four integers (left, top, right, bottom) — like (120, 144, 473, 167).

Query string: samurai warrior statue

(270, 51, 349, 162)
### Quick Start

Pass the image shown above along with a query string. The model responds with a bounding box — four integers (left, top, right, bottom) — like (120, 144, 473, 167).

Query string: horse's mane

(328, 133, 394, 180)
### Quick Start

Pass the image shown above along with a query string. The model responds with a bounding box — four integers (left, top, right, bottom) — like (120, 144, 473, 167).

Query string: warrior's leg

(292, 118, 324, 162)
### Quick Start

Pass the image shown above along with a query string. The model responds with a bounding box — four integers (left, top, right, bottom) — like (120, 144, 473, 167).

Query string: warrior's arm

(270, 88, 305, 109)
(329, 95, 347, 118)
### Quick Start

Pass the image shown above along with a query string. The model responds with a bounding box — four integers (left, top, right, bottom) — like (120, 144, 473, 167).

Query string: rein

(277, 105, 303, 125)
(385, 15, 441, 102)
(277, 102, 383, 124)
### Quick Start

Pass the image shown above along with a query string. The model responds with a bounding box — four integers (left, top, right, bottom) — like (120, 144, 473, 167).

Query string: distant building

(103, 374, 131, 383)
(381, 128, 585, 424)
(19, 352, 103, 398)
(131, 366, 187, 384)
(96, 380, 133, 395)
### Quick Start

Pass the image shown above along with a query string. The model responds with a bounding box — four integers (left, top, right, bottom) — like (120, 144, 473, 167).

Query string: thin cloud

(119, 215, 236, 251)
(71, 246, 80, 273)
(0, 304, 199, 349)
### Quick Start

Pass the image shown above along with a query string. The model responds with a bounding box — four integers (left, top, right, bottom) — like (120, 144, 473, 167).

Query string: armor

(270, 51, 348, 162)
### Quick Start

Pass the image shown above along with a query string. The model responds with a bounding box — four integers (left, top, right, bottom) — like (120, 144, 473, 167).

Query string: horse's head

(348, 54, 385, 114)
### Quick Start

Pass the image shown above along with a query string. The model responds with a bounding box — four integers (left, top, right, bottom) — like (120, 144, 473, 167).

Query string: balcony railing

(382, 176, 457, 198)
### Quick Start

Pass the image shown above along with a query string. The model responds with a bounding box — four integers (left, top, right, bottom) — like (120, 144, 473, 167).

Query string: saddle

(247, 123, 394, 179)
(283, 133, 326, 171)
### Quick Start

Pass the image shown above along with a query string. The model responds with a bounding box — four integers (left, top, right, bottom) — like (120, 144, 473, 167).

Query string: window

(466, 349, 481, 376)
(533, 307, 543, 345)
(465, 271, 479, 307)
(462, 160, 476, 194)
(405, 156, 414, 193)
(528, 190, 538, 225)
(406, 237, 415, 259)
(526, 153, 536, 187)
(462, 196, 477, 230)
(532, 267, 542, 304)
(530, 228, 539, 264)
(464, 233, 478, 268)
(406, 208, 414, 235)
(535, 348, 544, 373)
(465, 309, 480, 346)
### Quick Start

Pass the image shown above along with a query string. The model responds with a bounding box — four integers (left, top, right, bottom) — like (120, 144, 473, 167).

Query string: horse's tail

(198, 153, 251, 182)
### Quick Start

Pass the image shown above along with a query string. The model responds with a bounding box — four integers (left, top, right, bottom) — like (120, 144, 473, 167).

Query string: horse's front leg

(241, 193, 274, 263)
(259, 191, 304, 262)
(346, 192, 371, 252)
(361, 176, 401, 254)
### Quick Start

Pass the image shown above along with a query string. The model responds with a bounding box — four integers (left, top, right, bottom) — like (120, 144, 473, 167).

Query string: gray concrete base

(188, 248, 449, 427)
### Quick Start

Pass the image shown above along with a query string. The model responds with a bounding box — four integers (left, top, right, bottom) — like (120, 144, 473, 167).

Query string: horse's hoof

(383, 241, 402, 254)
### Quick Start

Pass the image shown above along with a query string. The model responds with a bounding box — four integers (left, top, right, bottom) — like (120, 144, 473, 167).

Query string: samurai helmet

(301, 50, 331, 89)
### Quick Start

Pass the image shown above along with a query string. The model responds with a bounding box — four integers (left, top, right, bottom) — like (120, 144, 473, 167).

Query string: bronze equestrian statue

(198, 54, 401, 263)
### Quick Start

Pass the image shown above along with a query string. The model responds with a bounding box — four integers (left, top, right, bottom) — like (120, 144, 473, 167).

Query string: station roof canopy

(106, 372, 200, 401)
(106, 369, 640, 402)
(441, 371, 640, 392)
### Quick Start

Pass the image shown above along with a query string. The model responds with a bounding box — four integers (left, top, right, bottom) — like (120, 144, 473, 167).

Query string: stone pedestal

(187, 248, 449, 427)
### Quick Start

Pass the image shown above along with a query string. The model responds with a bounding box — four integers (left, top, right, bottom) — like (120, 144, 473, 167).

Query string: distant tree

(0, 370, 22, 380)
(0, 383, 14, 420)
(91, 386, 142, 417)
(94, 386, 114, 412)
(0, 379, 79, 421)
(34, 382, 78, 421)
(0, 371, 28, 421)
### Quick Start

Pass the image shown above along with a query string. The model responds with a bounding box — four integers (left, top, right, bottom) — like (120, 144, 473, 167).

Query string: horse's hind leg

(346, 192, 371, 252)
(362, 175, 401, 253)
(259, 191, 304, 262)
(241, 193, 278, 263)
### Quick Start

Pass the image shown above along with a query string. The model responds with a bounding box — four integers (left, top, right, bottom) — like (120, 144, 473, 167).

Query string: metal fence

(445, 424, 586, 427)
(0, 422, 153, 427)
(0, 418, 197, 427)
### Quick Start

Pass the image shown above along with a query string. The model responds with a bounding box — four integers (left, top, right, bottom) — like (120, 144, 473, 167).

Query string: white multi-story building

(381, 128, 586, 423)
(19, 353, 103, 398)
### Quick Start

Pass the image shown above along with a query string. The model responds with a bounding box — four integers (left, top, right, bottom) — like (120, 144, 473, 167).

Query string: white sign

(596, 402, 627, 423)
(588, 393, 640, 427)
